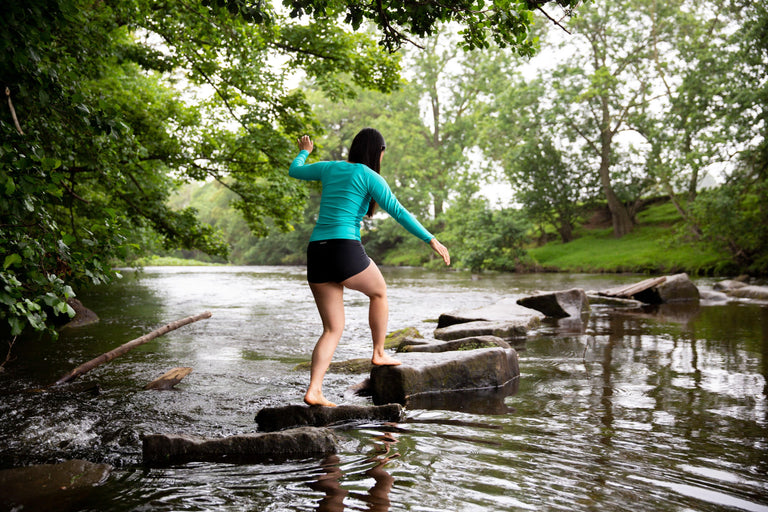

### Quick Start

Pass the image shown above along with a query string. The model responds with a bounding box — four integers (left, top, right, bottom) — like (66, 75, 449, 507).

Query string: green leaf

(3, 254, 22, 270)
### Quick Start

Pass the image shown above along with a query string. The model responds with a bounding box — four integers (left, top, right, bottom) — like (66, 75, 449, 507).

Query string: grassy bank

(527, 202, 727, 275)
(131, 255, 222, 266)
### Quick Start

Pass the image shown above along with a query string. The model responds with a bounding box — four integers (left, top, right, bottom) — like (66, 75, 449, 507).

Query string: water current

(1, 266, 766, 511)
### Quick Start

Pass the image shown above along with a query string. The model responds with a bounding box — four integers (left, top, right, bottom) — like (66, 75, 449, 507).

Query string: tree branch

(537, 6, 572, 34)
(5, 87, 24, 135)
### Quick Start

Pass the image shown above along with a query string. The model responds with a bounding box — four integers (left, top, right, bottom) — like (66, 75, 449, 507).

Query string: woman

(289, 128, 450, 407)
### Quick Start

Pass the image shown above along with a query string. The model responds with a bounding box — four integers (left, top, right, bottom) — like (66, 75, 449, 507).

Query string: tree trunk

(557, 221, 574, 243)
(54, 311, 212, 385)
(598, 119, 633, 237)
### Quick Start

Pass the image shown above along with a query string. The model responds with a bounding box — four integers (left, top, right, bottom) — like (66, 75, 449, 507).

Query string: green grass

(132, 255, 222, 266)
(528, 202, 725, 275)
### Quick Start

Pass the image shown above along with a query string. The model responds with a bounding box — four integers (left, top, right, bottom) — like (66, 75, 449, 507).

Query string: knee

(322, 324, 344, 337)
(367, 287, 387, 301)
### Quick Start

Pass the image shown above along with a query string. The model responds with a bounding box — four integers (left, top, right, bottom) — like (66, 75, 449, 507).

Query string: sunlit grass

(132, 255, 222, 266)
(528, 202, 724, 275)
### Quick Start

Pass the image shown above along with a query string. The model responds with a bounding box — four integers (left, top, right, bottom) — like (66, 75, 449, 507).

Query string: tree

(285, 0, 586, 51)
(684, 0, 768, 272)
(540, 0, 687, 237)
(482, 74, 599, 243)
(0, 0, 399, 337)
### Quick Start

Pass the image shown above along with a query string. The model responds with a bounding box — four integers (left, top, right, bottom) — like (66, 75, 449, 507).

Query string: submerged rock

(369, 347, 519, 405)
(436, 298, 544, 329)
(294, 358, 373, 374)
(0, 459, 111, 510)
(517, 288, 590, 318)
(142, 427, 337, 466)
(255, 404, 404, 432)
(60, 298, 99, 329)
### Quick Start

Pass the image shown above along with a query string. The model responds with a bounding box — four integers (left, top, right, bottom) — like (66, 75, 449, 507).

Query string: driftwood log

(54, 311, 212, 386)
(598, 277, 667, 299)
(145, 367, 193, 390)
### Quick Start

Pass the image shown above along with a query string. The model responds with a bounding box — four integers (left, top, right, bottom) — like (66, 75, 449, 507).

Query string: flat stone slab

(142, 427, 337, 466)
(726, 285, 768, 300)
(436, 297, 544, 329)
(434, 320, 532, 341)
(517, 288, 590, 318)
(0, 460, 111, 510)
(255, 404, 404, 432)
(369, 347, 519, 405)
(713, 279, 749, 292)
(398, 335, 511, 353)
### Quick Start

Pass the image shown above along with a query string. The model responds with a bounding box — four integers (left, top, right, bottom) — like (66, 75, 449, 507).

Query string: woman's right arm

(289, 136, 321, 181)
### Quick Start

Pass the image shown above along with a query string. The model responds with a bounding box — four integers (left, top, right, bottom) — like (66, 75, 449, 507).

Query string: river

(1, 266, 767, 511)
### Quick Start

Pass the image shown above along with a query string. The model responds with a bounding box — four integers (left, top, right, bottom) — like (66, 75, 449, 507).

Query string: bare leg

(305, 281, 345, 407)
(343, 261, 401, 366)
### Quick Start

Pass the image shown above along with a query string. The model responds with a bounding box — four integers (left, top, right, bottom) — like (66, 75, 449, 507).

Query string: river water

(1, 266, 767, 511)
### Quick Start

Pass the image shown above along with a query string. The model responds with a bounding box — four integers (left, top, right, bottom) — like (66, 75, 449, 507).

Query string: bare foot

(304, 390, 337, 407)
(372, 354, 402, 366)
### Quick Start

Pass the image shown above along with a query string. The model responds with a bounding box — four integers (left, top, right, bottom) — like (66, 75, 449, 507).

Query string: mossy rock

(385, 327, 423, 350)
(293, 358, 373, 374)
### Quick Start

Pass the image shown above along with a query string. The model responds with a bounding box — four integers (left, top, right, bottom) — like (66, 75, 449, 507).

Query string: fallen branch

(5, 87, 24, 135)
(145, 367, 193, 390)
(54, 311, 212, 386)
(598, 277, 667, 299)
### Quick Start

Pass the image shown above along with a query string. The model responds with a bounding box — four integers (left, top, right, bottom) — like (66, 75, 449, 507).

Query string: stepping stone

(598, 273, 699, 304)
(516, 288, 590, 318)
(434, 320, 531, 341)
(437, 297, 544, 329)
(398, 335, 511, 353)
(726, 285, 768, 300)
(255, 403, 404, 432)
(142, 427, 337, 466)
(369, 347, 519, 405)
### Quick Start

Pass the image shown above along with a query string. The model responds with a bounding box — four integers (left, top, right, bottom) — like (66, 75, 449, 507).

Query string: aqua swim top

(289, 150, 434, 243)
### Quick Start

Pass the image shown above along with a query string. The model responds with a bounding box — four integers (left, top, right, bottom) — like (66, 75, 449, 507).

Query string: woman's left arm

(368, 172, 434, 243)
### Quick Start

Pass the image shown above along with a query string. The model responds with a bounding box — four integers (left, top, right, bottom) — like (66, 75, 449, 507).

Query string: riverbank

(527, 202, 727, 275)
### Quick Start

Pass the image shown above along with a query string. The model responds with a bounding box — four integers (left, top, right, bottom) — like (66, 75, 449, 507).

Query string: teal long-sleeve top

(289, 150, 434, 243)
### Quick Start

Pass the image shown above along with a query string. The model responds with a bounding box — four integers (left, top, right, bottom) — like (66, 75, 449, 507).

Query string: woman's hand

(298, 135, 313, 154)
(430, 238, 450, 266)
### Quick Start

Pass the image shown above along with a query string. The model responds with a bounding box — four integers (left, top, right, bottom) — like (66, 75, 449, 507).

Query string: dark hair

(348, 127, 386, 217)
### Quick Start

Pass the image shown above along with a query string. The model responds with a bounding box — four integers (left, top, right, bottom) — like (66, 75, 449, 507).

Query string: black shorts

(306, 239, 372, 284)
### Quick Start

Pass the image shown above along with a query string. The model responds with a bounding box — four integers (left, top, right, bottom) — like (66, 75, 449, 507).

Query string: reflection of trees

(587, 303, 768, 473)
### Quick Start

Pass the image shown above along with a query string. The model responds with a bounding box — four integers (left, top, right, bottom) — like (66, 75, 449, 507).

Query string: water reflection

(404, 379, 519, 415)
(2, 268, 767, 511)
(311, 430, 398, 511)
